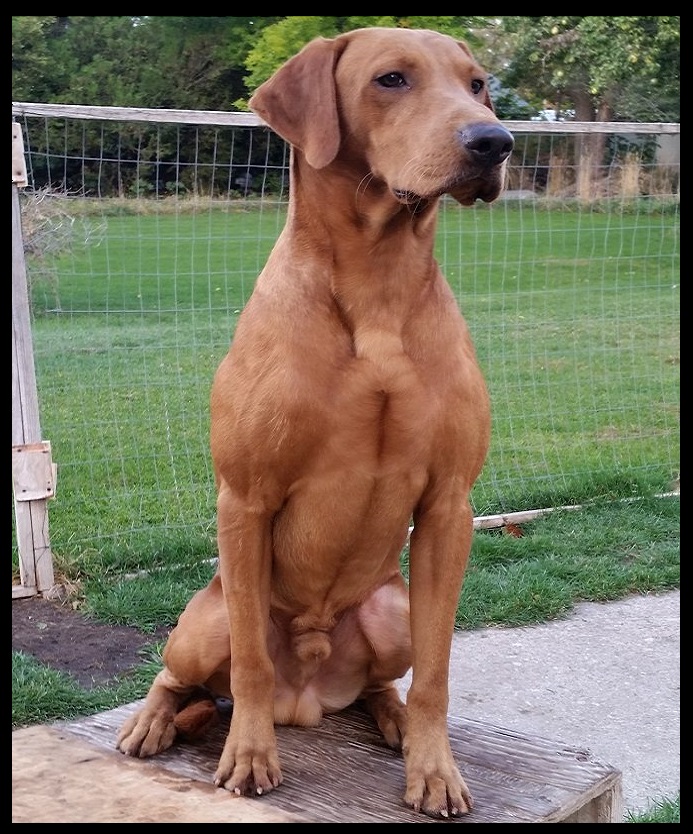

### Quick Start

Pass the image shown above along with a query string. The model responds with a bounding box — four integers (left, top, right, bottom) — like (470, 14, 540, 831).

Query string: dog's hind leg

(116, 667, 214, 757)
(357, 573, 412, 749)
(116, 574, 231, 758)
(363, 685, 408, 749)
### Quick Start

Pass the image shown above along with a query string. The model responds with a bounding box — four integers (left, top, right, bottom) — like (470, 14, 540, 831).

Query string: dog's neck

(288, 151, 440, 262)
(279, 151, 444, 340)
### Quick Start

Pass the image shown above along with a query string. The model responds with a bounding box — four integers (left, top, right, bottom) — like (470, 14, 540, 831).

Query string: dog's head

(249, 27, 514, 207)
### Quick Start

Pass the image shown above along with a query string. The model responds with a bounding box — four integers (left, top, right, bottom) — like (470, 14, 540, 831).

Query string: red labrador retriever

(117, 27, 513, 819)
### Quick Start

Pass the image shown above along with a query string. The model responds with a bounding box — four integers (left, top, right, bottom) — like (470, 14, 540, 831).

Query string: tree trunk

(572, 93, 612, 201)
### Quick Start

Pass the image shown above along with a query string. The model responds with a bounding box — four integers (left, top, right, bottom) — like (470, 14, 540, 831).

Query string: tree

(133, 17, 280, 112)
(12, 17, 71, 102)
(12, 16, 281, 111)
(499, 16, 680, 123)
(496, 17, 680, 196)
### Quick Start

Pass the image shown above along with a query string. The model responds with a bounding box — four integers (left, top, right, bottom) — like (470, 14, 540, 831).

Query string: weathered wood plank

(50, 701, 622, 823)
(502, 121, 679, 135)
(12, 725, 304, 824)
(12, 584, 38, 600)
(12, 180, 55, 595)
(12, 442, 55, 501)
(12, 102, 264, 127)
(12, 122, 28, 186)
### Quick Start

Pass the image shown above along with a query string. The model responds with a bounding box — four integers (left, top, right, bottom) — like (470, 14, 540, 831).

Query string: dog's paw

(116, 709, 177, 758)
(213, 734, 283, 797)
(403, 757, 473, 818)
(214, 761, 283, 797)
(404, 774, 473, 819)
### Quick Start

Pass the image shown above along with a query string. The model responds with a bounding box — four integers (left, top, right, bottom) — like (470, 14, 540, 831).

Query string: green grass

(626, 792, 680, 823)
(12, 646, 162, 728)
(73, 494, 677, 633)
(456, 496, 680, 628)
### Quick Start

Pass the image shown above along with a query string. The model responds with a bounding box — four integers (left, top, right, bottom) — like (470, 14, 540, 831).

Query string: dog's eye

(376, 72, 407, 89)
(471, 79, 484, 95)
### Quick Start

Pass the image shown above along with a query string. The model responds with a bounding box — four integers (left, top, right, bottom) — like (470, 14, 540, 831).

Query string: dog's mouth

(391, 188, 432, 212)
(392, 169, 506, 210)
(392, 188, 426, 204)
(447, 173, 506, 206)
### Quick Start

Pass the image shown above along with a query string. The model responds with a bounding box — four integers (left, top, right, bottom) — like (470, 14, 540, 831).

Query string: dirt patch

(12, 594, 169, 689)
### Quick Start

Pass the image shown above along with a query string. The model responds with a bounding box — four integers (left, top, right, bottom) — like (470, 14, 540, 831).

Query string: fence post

(12, 122, 56, 598)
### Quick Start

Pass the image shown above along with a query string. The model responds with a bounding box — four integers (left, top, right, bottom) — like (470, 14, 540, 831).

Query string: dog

(117, 26, 513, 819)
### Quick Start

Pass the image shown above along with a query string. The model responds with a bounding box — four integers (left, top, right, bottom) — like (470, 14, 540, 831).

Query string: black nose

(459, 124, 514, 166)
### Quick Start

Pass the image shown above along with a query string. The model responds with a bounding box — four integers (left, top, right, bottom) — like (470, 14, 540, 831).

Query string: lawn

(13, 195, 679, 629)
(17, 198, 679, 576)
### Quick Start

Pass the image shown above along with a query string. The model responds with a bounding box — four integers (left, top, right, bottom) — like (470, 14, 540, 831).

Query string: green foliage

(12, 16, 280, 111)
(499, 17, 680, 122)
(242, 16, 485, 93)
(12, 17, 60, 101)
(13, 16, 680, 123)
(242, 16, 341, 94)
(136, 17, 280, 112)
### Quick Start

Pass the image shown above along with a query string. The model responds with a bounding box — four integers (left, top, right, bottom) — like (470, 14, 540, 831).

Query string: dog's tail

(173, 694, 219, 739)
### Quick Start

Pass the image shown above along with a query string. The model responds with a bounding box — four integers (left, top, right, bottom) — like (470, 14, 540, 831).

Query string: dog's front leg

(403, 501, 475, 819)
(212, 485, 282, 796)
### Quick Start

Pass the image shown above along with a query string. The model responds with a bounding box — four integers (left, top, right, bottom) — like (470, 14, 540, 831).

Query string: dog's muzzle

(392, 123, 515, 207)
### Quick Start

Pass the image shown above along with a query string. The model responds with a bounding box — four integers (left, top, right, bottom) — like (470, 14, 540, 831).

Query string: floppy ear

(457, 40, 495, 113)
(249, 37, 344, 169)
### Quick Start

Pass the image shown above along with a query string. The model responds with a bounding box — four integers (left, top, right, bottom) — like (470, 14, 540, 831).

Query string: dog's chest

(330, 328, 436, 465)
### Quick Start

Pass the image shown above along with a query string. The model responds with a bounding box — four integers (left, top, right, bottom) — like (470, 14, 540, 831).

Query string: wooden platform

(12, 700, 622, 823)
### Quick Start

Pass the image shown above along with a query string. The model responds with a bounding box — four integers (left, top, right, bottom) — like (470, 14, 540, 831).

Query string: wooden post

(12, 122, 56, 598)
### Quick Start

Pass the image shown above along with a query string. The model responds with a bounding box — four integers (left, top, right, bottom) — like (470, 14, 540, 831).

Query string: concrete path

(398, 589, 680, 816)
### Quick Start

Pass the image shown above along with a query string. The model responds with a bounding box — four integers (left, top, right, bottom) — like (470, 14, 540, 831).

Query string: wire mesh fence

(12, 104, 680, 569)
